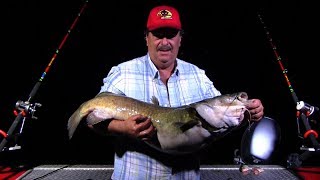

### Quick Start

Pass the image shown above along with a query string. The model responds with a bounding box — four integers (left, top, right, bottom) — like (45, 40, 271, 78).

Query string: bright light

(250, 119, 276, 160)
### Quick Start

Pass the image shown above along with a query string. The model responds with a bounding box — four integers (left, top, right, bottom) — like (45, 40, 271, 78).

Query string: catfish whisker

(244, 108, 252, 131)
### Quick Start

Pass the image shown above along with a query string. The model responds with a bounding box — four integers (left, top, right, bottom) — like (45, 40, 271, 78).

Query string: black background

(1, 0, 319, 167)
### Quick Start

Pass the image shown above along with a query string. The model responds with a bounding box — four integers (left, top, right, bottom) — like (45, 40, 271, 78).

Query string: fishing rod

(257, 13, 320, 168)
(0, 0, 89, 152)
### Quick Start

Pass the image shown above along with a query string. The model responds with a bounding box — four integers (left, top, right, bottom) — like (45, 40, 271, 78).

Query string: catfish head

(191, 92, 249, 132)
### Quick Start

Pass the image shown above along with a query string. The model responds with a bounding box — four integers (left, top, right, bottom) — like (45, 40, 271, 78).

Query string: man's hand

(123, 114, 156, 141)
(246, 99, 264, 121)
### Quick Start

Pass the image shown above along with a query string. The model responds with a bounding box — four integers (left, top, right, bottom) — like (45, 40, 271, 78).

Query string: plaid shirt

(100, 53, 221, 180)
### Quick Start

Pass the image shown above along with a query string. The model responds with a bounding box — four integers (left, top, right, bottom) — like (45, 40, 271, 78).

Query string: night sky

(2, 0, 319, 167)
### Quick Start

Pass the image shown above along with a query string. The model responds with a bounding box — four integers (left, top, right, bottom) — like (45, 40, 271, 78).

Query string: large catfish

(67, 92, 250, 154)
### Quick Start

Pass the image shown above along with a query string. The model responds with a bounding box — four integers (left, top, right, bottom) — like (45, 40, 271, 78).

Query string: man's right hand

(122, 114, 156, 141)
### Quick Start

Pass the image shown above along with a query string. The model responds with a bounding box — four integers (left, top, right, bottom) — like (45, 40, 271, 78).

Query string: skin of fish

(67, 92, 249, 154)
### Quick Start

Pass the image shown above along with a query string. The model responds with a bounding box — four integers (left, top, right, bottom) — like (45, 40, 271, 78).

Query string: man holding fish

(74, 4, 264, 180)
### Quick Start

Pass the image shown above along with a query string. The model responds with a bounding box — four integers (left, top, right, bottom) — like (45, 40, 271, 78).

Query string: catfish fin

(175, 120, 200, 132)
(151, 96, 160, 105)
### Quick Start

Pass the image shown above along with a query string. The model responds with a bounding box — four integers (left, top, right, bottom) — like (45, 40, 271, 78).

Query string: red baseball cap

(146, 5, 182, 31)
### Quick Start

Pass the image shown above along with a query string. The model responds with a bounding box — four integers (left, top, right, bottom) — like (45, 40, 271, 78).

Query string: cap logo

(157, 10, 173, 20)
(146, 5, 181, 31)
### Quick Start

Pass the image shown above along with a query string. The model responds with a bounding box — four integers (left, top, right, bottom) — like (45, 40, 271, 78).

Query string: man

(90, 5, 264, 179)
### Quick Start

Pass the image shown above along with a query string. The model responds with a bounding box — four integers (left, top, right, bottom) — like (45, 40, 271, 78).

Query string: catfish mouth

(199, 106, 249, 135)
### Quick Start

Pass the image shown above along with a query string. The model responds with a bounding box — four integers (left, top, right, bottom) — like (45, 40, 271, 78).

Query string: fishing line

(0, 0, 89, 152)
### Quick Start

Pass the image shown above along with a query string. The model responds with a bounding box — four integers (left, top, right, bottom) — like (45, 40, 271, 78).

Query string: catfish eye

(237, 92, 248, 101)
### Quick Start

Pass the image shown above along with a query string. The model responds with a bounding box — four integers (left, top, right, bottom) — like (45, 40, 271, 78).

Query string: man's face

(146, 28, 181, 69)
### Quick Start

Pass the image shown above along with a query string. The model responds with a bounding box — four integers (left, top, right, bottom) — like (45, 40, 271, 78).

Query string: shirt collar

(146, 53, 180, 80)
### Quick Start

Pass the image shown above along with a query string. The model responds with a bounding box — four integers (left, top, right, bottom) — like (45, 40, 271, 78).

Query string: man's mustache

(158, 45, 172, 51)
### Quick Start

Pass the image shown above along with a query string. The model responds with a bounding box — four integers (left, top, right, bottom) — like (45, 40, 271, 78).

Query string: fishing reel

(0, 100, 42, 152)
(15, 100, 42, 119)
(286, 100, 320, 168)
(296, 101, 319, 116)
